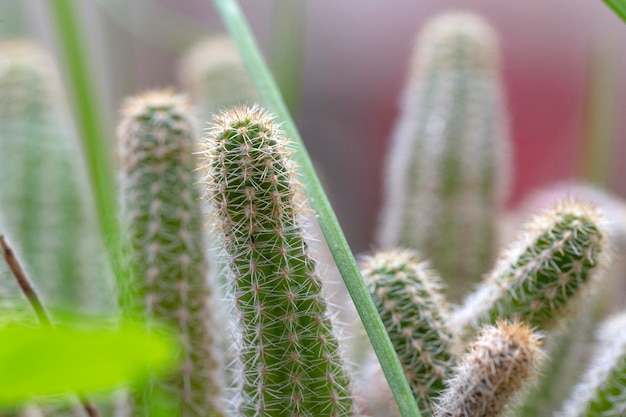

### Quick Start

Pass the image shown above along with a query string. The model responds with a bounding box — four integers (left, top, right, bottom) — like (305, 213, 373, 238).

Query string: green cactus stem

(177, 35, 259, 119)
(377, 12, 510, 301)
(451, 199, 609, 334)
(557, 311, 626, 417)
(200, 104, 355, 417)
(434, 320, 543, 417)
(118, 90, 224, 417)
(0, 40, 112, 311)
(360, 249, 456, 416)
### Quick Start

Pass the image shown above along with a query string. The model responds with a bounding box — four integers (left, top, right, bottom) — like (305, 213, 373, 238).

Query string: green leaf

(603, 0, 626, 23)
(0, 323, 177, 405)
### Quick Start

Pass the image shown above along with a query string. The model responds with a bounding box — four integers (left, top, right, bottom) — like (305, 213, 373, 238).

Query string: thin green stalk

(46, 2, 118, 272)
(210, 1, 421, 416)
(603, 0, 626, 23)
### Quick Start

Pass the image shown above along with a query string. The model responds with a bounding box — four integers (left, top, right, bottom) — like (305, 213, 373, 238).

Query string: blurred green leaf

(0, 323, 177, 405)
(603, 0, 626, 23)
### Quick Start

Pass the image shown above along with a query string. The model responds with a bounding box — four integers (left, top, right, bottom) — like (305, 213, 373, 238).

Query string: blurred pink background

(5, 0, 626, 252)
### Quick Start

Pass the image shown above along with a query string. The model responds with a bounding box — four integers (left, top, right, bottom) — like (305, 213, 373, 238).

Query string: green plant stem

(46, 0, 117, 262)
(210, 1, 421, 416)
(603, 0, 626, 23)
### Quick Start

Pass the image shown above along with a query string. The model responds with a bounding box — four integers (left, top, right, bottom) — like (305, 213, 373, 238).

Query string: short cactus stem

(201, 105, 355, 417)
(118, 90, 224, 417)
(451, 199, 609, 333)
(557, 311, 626, 417)
(435, 320, 543, 417)
(360, 249, 456, 416)
(377, 12, 510, 301)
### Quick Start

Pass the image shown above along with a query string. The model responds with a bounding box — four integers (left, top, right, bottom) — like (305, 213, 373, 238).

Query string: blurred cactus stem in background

(361, 249, 456, 416)
(118, 90, 225, 417)
(0, 40, 113, 311)
(177, 35, 259, 120)
(435, 321, 543, 417)
(201, 105, 356, 417)
(451, 199, 610, 334)
(377, 12, 510, 301)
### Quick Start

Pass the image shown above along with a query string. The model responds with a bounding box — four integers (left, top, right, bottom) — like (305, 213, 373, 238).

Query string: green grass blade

(603, 0, 626, 23)
(210, 1, 421, 416)
(45, 1, 119, 274)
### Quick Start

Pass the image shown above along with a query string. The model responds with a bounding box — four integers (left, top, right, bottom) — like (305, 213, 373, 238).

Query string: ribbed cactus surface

(118, 90, 223, 417)
(178, 35, 259, 119)
(435, 321, 542, 417)
(378, 12, 510, 300)
(451, 199, 608, 333)
(361, 249, 455, 416)
(557, 311, 626, 417)
(201, 105, 355, 417)
(0, 40, 111, 311)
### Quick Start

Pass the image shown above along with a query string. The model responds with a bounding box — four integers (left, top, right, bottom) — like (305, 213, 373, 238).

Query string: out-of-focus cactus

(377, 12, 510, 301)
(557, 311, 626, 417)
(118, 90, 224, 417)
(435, 321, 543, 417)
(451, 199, 609, 334)
(201, 105, 356, 417)
(0, 40, 112, 311)
(360, 249, 456, 416)
(177, 35, 259, 120)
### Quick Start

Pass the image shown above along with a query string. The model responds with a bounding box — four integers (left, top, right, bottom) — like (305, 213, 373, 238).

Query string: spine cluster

(201, 105, 355, 417)
(0, 40, 112, 310)
(452, 199, 609, 333)
(118, 90, 223, 417)
(377, 12, 510, 300)
(435, 321, 543, 417)
(360, 249, 456, 416)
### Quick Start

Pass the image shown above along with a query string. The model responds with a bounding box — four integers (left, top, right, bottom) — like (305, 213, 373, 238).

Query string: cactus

(435, 320, 543, 417)
(360, 249, 456, 416)
(557, 311, 626, 417)
(0, 40, 113, 312)
(201, 105, 356, 417)
(377, 12, 510, 301)
(451, 198, 609, 333)
(177, 35, 259, 119)
(117, 90, 224, 417)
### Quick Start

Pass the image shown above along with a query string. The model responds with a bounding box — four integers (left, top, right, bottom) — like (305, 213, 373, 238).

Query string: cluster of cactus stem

(2, 7, 626, 417)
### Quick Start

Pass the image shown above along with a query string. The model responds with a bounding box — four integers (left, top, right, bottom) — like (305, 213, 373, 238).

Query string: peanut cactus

(451, 199, 609, 333)
(557, 311, 626, 417)
(360, 249, 456, 416)
(0, 40, 112, 311)
(177, 35, 259, 119)
(117, 90, 224, 417)
(377, 12, 510, 301)
(435, 320, 543, 417)
(200, 105, 356, 417)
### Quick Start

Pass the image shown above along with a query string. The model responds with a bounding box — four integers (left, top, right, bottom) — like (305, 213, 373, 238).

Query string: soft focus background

(2, 0, 625, 253)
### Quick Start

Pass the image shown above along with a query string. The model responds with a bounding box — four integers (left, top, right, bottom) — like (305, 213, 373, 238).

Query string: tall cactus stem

(360, 249, 456, 416)
(377, 12, 510, 301)
(451, 198, 610, 333)
(435, 321, 543, 417)
(118, 90, 224, 417)
(200, 104, 356, 417)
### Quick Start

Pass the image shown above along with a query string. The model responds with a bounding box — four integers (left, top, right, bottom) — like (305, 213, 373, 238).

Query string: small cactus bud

(377, 12, 511, 301)
(360, 249, 457, 416)
(452, 199, 610, 333)
(118, 90, 224, 417)
(200, 104, 356, 417)
(435, 321, 543, 417)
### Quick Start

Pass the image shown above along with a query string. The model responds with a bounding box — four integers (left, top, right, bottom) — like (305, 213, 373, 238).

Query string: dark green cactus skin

(377, 13, 510, 301)
(118, 91, 223, 417)
(452, 199, 608, 333)
(202, 105, 355, 417)
(0, 40, 112, 311)
(361, 249, 455, 416)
